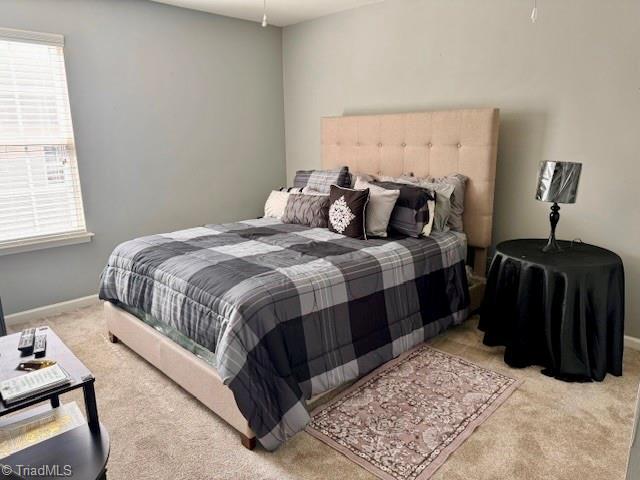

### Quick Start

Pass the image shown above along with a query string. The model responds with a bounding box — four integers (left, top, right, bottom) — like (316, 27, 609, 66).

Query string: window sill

(0, 231, 95, 256)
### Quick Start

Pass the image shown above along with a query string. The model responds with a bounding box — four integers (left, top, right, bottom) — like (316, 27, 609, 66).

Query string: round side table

(479, 239, 624, 381)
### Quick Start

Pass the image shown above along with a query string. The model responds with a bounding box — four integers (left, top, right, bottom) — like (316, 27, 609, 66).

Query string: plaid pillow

(373, 181, 434, 238)
(293, 167, 350, 194)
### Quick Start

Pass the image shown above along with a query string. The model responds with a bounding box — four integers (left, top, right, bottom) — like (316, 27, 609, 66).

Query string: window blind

(0, 28, 87, 246)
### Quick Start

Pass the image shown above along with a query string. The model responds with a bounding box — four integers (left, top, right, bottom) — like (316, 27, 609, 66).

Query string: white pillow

(354, 177, 400, 238)
(264, 190, 289, 219)
(374, 174, 420, 185)
(349, 171, 376, 186)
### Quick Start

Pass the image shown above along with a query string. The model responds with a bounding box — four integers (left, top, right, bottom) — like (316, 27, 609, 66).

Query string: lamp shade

(535, 161, 582, 204)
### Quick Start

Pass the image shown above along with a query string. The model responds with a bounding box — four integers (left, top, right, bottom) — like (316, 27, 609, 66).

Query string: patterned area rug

(306, 345, 521, 480)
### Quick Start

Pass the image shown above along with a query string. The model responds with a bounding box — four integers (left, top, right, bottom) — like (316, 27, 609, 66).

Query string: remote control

(33, 328, 47, 358)
(17, 328, 35, 354)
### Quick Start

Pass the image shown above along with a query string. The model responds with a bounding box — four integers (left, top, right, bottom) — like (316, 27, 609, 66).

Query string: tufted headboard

(321, 108, 499, 274)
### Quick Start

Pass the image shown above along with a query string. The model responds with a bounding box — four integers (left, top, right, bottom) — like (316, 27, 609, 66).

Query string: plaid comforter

(99, 218, 469, 450)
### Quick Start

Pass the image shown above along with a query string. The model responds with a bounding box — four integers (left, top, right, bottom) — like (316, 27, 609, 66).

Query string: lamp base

(542, 235, 562, 253)
(542, 202, 562, 253)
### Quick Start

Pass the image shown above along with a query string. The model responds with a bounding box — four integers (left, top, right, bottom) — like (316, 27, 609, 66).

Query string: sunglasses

(16, 360, 56, 372)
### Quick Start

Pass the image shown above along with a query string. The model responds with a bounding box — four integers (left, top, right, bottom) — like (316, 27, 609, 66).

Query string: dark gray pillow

(281, 193, 330, 228)
(328, 185, 369, 239)
(373, 181, 434, 237)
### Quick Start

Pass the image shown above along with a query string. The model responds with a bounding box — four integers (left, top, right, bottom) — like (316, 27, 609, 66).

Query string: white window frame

(0, 27, 93, 256)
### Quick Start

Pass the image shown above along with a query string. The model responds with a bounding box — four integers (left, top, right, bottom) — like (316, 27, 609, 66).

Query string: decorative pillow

(373, 181, 434, 238)
(293, 167, 351, 194)
(264, 190, 290, 219)
(281, 193, 330, 228)
(354, 177, 400, 238)
(328, 185, 369, 239)
(425, 174, 468, 232)
(278, 186, 304, 193)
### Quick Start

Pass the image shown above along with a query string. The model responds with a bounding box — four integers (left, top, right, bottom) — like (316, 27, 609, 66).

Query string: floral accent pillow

(328, 185, 369, 239)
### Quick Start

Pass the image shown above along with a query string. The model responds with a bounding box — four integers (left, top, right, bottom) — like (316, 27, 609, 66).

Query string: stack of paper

(0, 365, 70, 405)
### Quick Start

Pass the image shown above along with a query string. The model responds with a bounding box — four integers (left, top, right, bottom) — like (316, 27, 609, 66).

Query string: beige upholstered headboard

(321, 108, 499, 274)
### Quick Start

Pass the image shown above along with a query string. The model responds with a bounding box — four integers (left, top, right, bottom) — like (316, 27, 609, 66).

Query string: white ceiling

(150, 0, 384, 27)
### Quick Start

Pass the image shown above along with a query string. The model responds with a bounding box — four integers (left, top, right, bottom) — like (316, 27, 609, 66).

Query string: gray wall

(283, 0, 640, 336)
(0, 0, 285, 315)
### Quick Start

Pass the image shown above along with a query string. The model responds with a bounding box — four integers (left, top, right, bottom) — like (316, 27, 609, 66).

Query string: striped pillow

(293, 167, 351, 194)
(372, 181, 434, 238)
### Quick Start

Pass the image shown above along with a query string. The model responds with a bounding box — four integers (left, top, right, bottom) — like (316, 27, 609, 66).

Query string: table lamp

(535, 161, 582, 253)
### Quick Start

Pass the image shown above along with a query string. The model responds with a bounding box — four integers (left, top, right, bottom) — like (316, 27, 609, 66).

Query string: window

(0, 28, 90, 252)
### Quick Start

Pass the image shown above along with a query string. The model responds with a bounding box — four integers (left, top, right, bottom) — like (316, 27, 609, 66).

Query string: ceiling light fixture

(261, 0, 268, 27)
(530, 0, 538, 23)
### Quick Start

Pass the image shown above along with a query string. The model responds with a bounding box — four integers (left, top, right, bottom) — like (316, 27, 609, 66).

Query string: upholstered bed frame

(322, 108, 499, 274)
(105, 108, 500, 450)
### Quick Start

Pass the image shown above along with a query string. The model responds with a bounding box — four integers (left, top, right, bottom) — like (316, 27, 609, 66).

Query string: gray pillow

(281, 193, 330, 228)
(425, 174, 468, 232)
(374, 174, 420, 185)
(293, 167, 351, 194)
(421, 182, 454, 232)
(354, 177, 400, 238)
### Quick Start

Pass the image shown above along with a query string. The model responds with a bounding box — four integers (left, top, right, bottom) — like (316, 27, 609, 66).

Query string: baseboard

(625, 335, 640, 352)
(5, 294, 101, 327)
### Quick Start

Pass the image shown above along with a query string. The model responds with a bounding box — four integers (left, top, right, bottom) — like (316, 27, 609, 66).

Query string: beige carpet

(10, 305, 640, 480)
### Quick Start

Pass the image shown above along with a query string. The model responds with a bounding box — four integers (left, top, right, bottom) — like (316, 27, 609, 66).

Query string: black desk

(0, 328, 109, 479)
(0, 297, 6, 337)
(479, 239, 624, 381)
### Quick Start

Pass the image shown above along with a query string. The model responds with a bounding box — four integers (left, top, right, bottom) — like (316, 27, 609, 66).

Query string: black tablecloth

(479, 239, 625, 381)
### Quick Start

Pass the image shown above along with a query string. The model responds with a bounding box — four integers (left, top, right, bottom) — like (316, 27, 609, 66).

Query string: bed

(100, 108, 500, 450)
